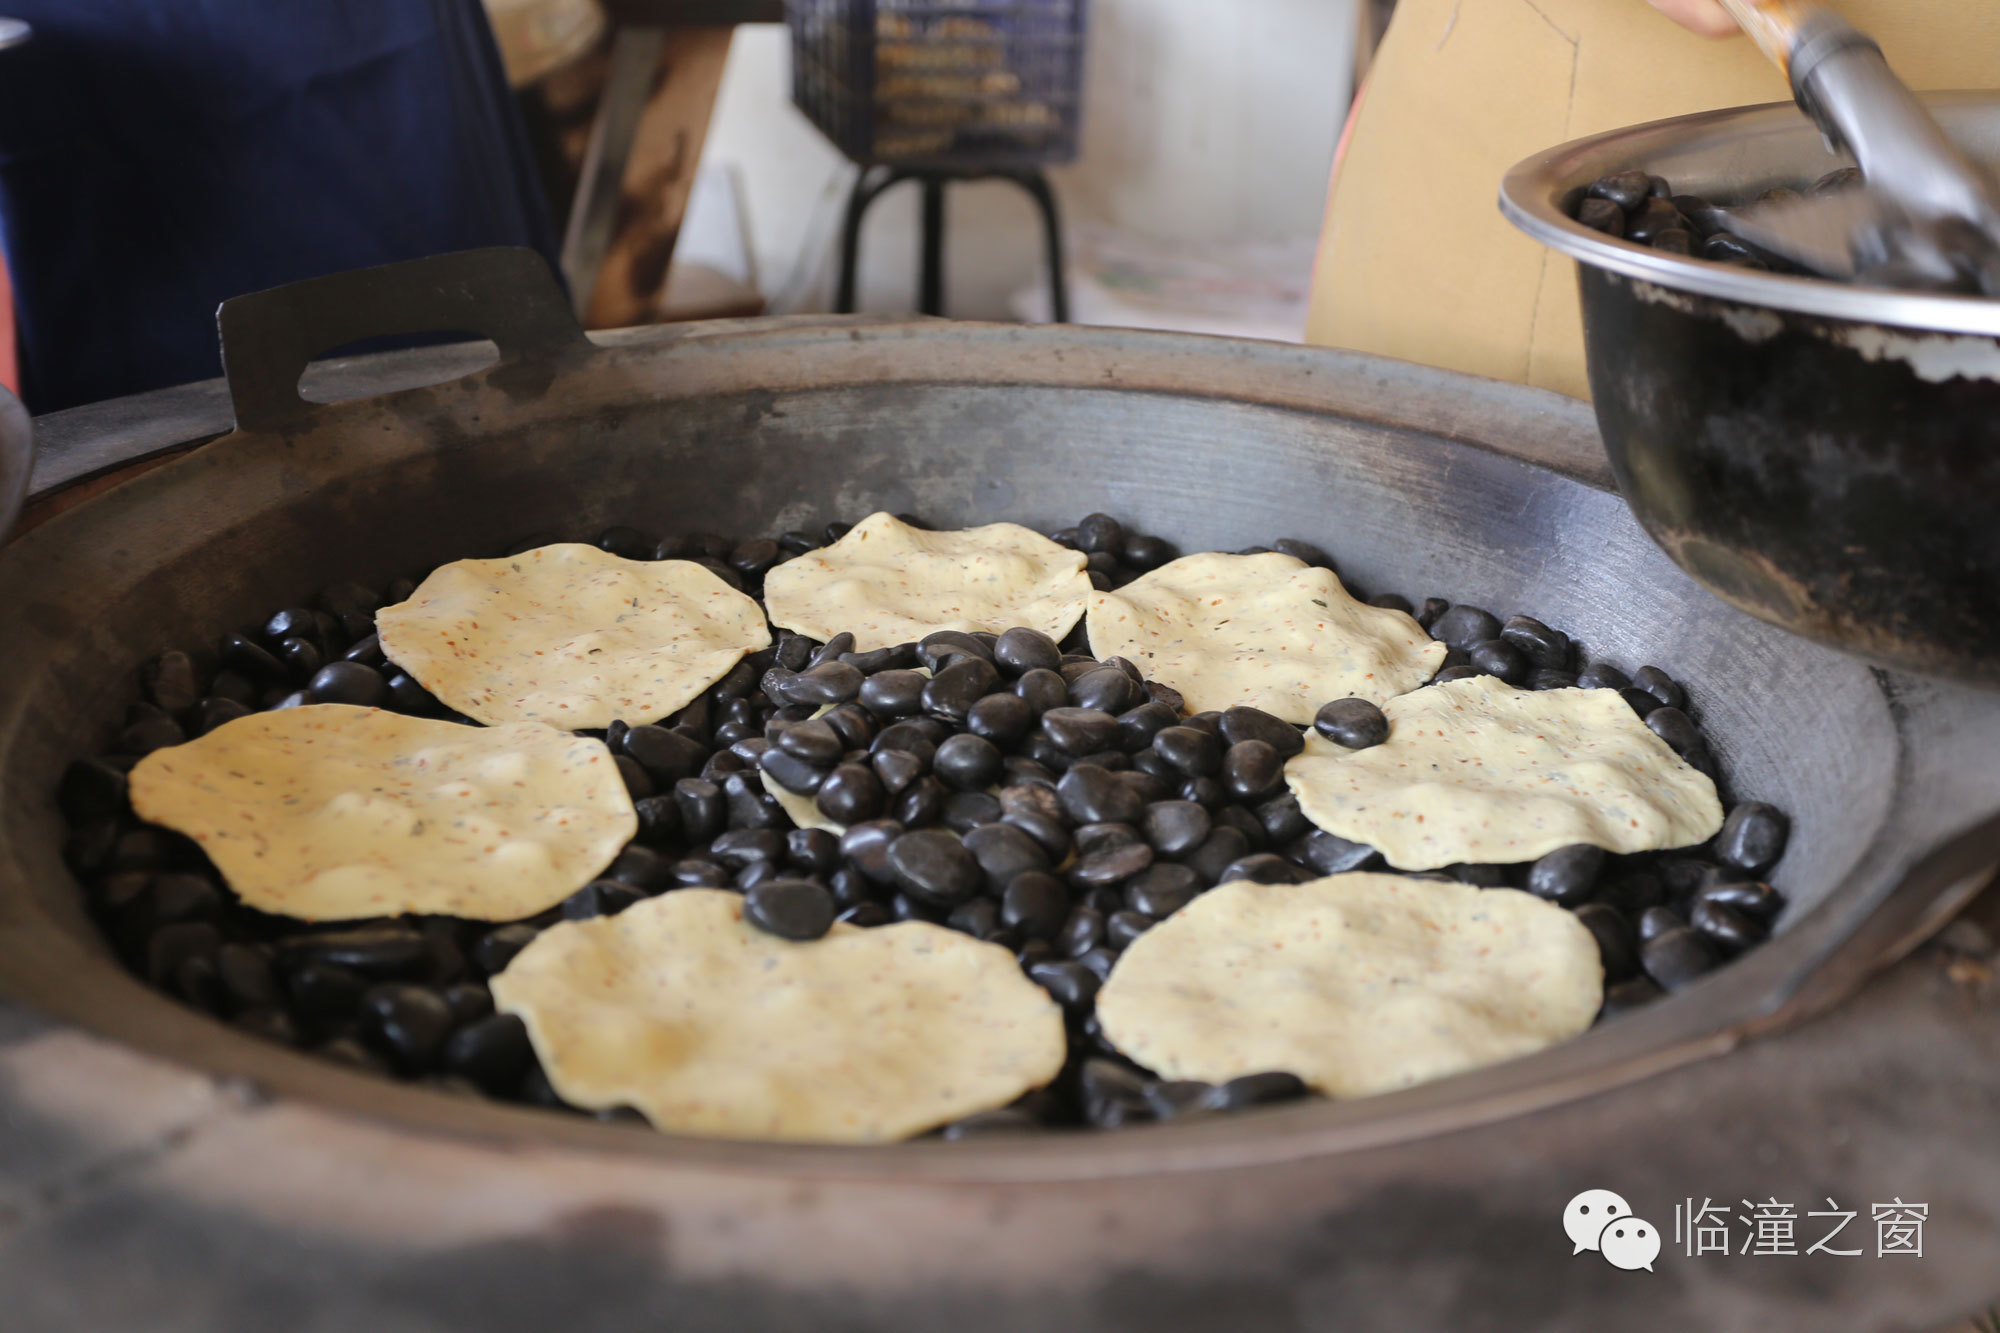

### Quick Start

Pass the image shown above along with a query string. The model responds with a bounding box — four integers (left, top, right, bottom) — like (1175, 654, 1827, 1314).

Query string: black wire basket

(787, 0, 1087, 169)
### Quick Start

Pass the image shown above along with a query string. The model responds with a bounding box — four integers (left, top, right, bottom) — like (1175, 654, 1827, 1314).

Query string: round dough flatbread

(377, 544, 770, 729)
(491, 889, 1065, 1142)
(128, 705, 636, 921)
(1085, 552, 1445, 721)
(1095, 872, 1602, 1099)
(1285, 675, 1723, 870)
(761, 512, 1091, 653)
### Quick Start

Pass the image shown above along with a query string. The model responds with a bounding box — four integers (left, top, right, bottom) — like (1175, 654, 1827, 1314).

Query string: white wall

(698, 2, 1357, 319)
(1057, 0, 1356, 244)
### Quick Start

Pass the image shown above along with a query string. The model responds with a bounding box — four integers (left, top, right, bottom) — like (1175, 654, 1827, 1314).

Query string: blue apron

(0, 0, 561, 412)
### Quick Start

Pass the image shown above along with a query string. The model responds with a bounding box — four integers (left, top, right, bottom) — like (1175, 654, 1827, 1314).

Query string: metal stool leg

(919, 175, 947, 316)
(1015, 169, 1070, 324)
(835, 166, 903, 314)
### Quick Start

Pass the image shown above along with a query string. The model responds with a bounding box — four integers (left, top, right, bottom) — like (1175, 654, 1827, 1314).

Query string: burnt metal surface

(1501, 93, 2000, 686)
(1580, 268, 2000, 680)
(0, 890, 1993, 1333)
(217, 247, 593, 434)
(3, 254, 1998, 1327)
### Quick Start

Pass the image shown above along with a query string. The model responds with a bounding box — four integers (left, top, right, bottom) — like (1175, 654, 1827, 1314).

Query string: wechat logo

(1565, 1189, 1660, 1271)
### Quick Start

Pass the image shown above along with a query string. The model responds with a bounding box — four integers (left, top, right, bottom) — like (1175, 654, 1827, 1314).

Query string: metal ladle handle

(217, 247, 594, 434)
(1715, 0, 1898, 132)
(1716, 0, 2000, 243)
(1713, 0, 1821, 76)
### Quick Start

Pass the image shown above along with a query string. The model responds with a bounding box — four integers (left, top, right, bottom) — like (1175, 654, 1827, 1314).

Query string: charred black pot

(1502, 92, 2000, 686)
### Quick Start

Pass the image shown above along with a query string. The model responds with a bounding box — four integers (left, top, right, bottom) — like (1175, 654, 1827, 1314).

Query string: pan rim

(0, 321, 1975, 1182)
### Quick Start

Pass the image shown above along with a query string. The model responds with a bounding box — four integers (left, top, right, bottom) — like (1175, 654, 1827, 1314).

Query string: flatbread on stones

(491, 889, 1065, 1142)
(128, 704, 636, 921)
(761, 512, 1092, 653)
(1094, 872, 1602, 1099)
(1285, 675, 1723, 870)
(761, 771, 841, 833)
(377, 544, 770, 729)
(1084, 552, 1445, 721)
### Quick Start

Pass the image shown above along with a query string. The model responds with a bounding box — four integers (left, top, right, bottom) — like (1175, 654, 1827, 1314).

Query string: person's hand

(1647, 0, 1746, 37)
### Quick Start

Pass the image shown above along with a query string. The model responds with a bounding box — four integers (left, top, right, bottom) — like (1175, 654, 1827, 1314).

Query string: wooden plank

(578, 26, 736, 330)
(560, 27, 666, 311)
(661, 260, 766, 321)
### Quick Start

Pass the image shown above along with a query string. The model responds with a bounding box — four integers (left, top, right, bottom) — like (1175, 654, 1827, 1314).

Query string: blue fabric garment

(0, 0, 561, 412)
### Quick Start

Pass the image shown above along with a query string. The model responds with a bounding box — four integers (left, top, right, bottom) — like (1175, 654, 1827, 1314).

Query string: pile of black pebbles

(55, 512, 1792, 1136)
(1565, 164, 1993, 294)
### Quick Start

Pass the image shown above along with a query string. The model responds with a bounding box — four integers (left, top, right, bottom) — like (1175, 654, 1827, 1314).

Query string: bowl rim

(1498, 91, 2000, 337)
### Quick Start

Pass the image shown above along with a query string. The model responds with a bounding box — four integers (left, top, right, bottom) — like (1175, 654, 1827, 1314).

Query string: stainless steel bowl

(1500, 93, 2000, 686)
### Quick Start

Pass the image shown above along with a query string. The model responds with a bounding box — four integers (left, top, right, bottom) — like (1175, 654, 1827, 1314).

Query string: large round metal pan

(1501, 92, 2000, 688)
(1, 250, 1997, 1329)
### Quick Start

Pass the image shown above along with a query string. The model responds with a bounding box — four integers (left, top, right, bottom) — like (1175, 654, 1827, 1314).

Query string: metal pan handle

(216, 247, 593, 433)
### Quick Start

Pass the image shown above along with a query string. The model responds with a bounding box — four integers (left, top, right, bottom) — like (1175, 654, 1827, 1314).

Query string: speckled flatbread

(761, 512, 1092, 653)
(1084, 552, 1445, 721)
(377, 544, 770, 729)
(128, 705, 636, 921)
(491, 889, 1066, 1142)
(1285, 675, 1723, 870)
(1095, 873, 1602, 1099)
